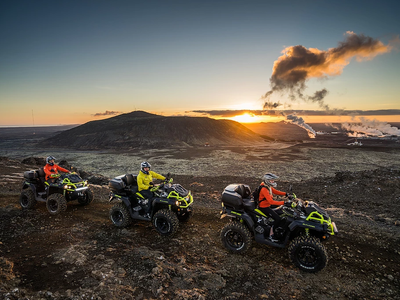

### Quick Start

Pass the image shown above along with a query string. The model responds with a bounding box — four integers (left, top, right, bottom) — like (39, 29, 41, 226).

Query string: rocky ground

(0, 155, 400, 300)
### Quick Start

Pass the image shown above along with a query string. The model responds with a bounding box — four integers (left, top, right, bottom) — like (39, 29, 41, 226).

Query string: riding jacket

(137, 170, 166, 191)
(43, 163, 70, 180)
(258, 182, 286, 208)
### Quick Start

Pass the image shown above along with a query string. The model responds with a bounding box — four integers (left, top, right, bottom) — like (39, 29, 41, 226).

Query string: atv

(219, 184, 338, 273)
(108, 173, 194, 237)
(20, 169, 93, 215)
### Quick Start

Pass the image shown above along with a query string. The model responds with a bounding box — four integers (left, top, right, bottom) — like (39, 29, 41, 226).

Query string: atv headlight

(175, 200, 180, 206)
(64, 185, 70, 189)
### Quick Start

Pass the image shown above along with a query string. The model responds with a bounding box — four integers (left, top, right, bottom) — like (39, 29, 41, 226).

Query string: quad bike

(108, 173, 194, 237)
(219, 184, 338, 273)
(20, 169, 93, 215)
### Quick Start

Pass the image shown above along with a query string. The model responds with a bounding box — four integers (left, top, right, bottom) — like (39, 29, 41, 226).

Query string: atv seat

(243, 198, 256, 211)
(124, 174, 137, 186)
(36, 168, 46, 191)
(117, 174, 138, 195)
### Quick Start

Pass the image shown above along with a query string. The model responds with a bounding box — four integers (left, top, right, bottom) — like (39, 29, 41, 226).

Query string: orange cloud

(263, 32, 398, 109)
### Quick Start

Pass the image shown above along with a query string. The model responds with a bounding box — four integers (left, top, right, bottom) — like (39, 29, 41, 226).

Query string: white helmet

(140, 161, 151, 174)
(46, 156, 56, 166)
(263, 173, 279, 187)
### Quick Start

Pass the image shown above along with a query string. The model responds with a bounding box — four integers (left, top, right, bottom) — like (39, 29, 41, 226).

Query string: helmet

(46, 156, 56, 166)
(263, 173, 279, 187)
(140, 161, 151, 174)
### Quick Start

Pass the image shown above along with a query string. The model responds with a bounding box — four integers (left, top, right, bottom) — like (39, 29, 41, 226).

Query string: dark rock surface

(0, 156, 399, 299)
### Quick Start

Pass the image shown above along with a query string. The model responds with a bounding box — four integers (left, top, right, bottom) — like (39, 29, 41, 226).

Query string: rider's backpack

(252, 185, 267, 206)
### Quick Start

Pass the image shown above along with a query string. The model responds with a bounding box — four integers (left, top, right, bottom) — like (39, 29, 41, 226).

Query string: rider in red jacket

(43, 156, 70, 181)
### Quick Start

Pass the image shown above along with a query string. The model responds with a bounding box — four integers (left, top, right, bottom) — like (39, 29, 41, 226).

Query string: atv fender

(119, 197, 132, 210)
(22, 183, 42, 200)
(153, 197, 174, 207)
(289, 220, 327, 233)
(240, 213, 255, 231)
(22, 182, 31, 190)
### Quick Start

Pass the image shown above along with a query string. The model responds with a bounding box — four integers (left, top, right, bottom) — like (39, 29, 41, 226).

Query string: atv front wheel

(221, 221, 252, 253)
(20, 189, 36, 210)
(78, 188, 94, 205)
(177, 209, 193, 222)
(288, 236, 328, 273)
(153, 209, 179, 237)
(109, 203, 132, 228)
(46, 193, 67, 215)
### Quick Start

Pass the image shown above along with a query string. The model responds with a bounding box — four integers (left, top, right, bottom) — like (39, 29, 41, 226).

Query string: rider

(258, 173, 291, 243)
(43, 156, 70, 183)
(137, 161, 166, 216)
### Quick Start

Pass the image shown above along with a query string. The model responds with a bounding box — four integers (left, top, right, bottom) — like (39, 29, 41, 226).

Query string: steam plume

(341, 117, 400, 137)
(263, 32, 397, 108)
(285, 114, 316, 138)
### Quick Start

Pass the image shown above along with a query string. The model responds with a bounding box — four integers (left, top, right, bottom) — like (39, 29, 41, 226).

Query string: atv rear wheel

(78, 188, 94, 205)
(20, 189, 36, 210)
(221, 221, 252, 253)
(109, 203, 132, 228)
(153, 209, 179, 237)
(288, 235, 328, 273)
(46, 193, 67, 215)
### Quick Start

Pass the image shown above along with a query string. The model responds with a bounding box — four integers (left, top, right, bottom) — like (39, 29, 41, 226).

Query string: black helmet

(46, 156, 56, 166)
(263, 173, 279, 187)
(141, 161, 151, 174)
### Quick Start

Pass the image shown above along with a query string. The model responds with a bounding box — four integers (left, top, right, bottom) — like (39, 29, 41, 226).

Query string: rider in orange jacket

(43, 156, 70, 181)
(258, 173, 291, 243)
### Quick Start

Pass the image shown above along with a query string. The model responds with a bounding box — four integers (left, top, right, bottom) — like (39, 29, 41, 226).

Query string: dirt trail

(1, 157, 400, 299)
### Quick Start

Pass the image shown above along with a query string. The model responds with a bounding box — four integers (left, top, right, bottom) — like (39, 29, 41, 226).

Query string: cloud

(263, 101, 282, 110)
(92, 110, 121, 117)
(191, 109, 400, 117)
(262, 32, 399, 109)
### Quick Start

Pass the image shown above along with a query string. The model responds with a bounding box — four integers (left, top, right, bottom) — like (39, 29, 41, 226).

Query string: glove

(284, 200, 292, 207)
(286, 193, 295, 200)
(149, 182, 154, 187)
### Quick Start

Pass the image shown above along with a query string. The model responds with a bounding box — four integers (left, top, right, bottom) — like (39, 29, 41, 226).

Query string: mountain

(243, 121, 311, 141)
(42, 111, 266, 149)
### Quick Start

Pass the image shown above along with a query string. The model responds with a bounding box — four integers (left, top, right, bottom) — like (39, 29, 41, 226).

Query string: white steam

(341, 117, 400, 137)
(285, 114, 316, 138)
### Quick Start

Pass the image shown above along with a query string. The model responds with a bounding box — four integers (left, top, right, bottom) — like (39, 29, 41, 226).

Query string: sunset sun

(230, 113, 260, 123)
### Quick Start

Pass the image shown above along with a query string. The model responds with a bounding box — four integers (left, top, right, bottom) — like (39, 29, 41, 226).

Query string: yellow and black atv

(20, 169, 93, 215)
(220, 184, 338, 273)
(108, 174, 194, 237)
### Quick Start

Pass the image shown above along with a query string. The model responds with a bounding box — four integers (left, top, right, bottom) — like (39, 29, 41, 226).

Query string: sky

(0, 0, 399, 126)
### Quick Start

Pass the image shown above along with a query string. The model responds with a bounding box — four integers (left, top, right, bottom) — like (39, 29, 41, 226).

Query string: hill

(41, 111, 266, 149)
(243, 121, 312, 141)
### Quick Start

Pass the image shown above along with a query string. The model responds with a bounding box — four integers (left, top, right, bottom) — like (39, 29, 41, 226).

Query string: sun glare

(230, 113, 261, 123)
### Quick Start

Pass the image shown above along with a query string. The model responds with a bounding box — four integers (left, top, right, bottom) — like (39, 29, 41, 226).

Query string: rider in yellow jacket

(137, 162, 165, 192)
(137, 162, 165, 216)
